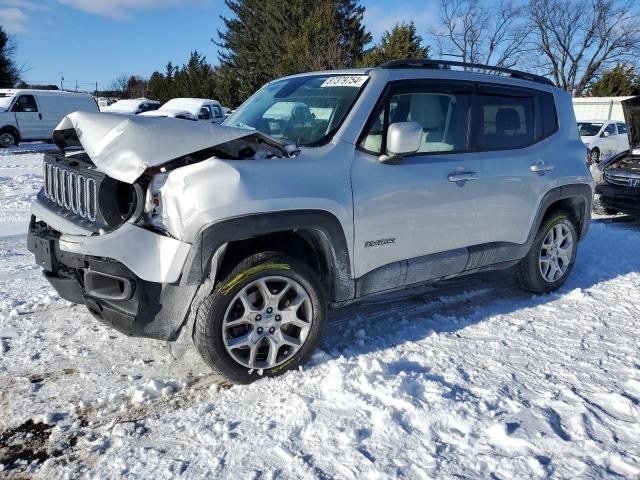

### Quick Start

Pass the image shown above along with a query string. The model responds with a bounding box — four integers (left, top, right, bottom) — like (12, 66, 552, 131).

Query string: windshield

(578, 122, 603, 136)
(0, 94, 14, 111)
(224, 74, 368, 146)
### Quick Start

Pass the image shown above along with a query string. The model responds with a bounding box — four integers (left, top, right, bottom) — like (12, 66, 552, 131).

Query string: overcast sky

(0, 0, 440, 90)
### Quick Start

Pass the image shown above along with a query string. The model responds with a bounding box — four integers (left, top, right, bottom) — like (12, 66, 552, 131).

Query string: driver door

(351, 80, 482, 291)
(12, 94, 45, 140)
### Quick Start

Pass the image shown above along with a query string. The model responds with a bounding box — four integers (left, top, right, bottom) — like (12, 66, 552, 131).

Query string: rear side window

(539, 92, 557, 138)
(12, 95, 38, 113)
(476, 88, 557, 150)
(478, 94, 535, 149)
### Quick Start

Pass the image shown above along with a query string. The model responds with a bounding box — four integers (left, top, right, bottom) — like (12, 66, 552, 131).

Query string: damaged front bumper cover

(27, 217, 198, 341)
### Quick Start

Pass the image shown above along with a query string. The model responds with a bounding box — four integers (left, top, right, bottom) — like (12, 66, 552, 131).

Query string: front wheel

(194, 253, 326, 384)
(516, 211, 578, 293)
(0, 130, 18, 148)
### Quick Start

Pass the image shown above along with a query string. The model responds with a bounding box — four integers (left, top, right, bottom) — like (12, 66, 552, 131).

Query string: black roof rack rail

(379, 59, 554, 86)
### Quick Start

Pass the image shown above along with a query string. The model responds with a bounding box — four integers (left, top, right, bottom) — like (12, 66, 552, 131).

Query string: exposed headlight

(143, 173, 169, 231)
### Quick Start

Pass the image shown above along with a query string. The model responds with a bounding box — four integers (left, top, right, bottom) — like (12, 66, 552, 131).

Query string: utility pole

(75, 80, 78, 92)
(95, 81, 98, 97)
(60, 73, 64, 91)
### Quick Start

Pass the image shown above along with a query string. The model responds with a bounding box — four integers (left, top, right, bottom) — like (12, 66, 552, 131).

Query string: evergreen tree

(214, 0, 371, 106)
(589, 64, 640, 97)
(361, 22, 429, 67)
(174, 51, 217, 99)
(148, 71, 168, 103)
(0, 27, 20, 87)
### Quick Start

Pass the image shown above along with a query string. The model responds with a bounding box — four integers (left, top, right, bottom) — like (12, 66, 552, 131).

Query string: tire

(194, 252, 326, 384)
(589, 148, 600, 164)
(0, 128, 18, 148)
(516, 210, 578, 293)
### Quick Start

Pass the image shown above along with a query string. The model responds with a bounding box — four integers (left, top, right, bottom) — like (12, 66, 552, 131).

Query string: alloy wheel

(222, 276, 313, 370)
(539, 223, 574, 282)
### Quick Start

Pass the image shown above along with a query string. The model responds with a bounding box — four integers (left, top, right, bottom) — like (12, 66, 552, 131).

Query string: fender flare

(179, 210, 355, 302)
(531, 183, 593, 242)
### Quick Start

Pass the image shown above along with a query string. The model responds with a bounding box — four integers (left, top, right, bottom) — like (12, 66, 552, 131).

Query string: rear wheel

(194, 252, 326, 384)
(516, 211, 578, 293)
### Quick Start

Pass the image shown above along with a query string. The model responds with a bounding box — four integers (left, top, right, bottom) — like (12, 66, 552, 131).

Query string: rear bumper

(596, 183, 640, 214)
(27, 217, 197, 341)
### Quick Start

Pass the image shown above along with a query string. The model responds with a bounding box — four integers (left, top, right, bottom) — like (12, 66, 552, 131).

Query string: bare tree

(110, 73, 129, 98)
(528, 0, 640, 96)
(431, 0, 531, 68)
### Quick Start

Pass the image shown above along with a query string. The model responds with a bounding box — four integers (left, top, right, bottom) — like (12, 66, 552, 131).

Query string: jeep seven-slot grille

(43, 161, 98, 221)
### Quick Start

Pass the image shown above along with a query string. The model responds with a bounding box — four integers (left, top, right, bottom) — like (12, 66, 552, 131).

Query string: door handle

(530, 160, 554, 173)
(39, 113, 42, 120)
(448, 172, 478, 182)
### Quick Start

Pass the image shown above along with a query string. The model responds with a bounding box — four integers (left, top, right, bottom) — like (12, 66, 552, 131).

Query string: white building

(572, 96, 633, 122)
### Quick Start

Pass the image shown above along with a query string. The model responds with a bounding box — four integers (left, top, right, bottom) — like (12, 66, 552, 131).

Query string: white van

(0, 89, 98, 147)
(139, 98, 225, 123)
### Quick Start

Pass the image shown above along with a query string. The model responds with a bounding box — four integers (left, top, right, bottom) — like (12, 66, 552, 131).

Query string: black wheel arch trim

(531, 183, 592, 242)
(180, 210, 355, 303)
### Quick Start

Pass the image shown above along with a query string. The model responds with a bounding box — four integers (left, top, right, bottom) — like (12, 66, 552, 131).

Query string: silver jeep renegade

(28, 60, 593, 384)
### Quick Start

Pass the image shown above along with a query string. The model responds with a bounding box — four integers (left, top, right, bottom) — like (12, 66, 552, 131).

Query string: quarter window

(12, 95, 38, 113)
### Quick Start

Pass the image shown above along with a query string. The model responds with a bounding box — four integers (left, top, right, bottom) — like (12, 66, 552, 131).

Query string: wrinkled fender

(179, 210, 355, 303)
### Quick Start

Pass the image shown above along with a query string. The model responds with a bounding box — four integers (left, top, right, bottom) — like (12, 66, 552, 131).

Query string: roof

(578, 119, 619, 123)
(0, 89, 94, 97)
(276, 59, 555, 90)
(162, 98, 220, 115)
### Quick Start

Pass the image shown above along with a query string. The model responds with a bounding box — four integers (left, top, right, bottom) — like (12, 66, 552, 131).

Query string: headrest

(496, 108, 521, 132)
(409, 94, 444, 129)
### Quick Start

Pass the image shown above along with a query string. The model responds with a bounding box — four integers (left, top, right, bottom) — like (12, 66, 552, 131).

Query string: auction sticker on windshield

(321, 76, 368, 88)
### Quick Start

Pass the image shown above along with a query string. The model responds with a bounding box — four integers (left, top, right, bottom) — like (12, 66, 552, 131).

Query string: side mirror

(601, 131, 609, 138)
(379, 122, 423, 164)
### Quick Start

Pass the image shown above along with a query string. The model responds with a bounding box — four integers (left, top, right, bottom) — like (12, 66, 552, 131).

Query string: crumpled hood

(622, 96, 640, 150)
(53, 111, 257, 183)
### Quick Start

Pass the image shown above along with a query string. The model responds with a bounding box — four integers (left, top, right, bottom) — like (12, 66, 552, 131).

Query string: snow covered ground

(0, 146, 639, 479)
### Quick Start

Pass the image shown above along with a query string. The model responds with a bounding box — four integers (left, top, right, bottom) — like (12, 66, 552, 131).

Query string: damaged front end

(29, 112, 299, 340)
(593, 96, 640, 215)
(42, 111, 298, 236)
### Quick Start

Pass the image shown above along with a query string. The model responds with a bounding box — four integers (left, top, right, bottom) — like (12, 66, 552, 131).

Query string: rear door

(12, 94, 46, 140)
(473, 85, 559, 246)
(616, 122, 630, 152)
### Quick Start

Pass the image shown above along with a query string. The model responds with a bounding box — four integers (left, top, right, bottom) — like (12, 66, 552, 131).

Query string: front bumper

(31, 196, 191, 284)
(27, 217, 198, 341)
(596, 183, 640, 214)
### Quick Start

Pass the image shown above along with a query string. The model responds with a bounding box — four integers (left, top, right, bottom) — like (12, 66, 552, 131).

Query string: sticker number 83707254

(320, 76, 369, 88)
